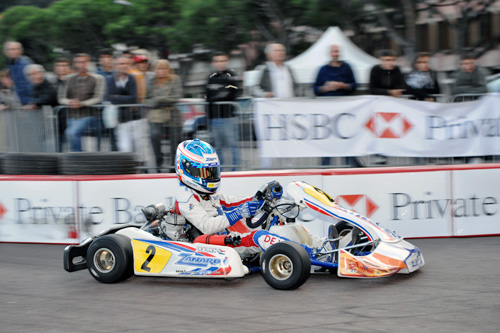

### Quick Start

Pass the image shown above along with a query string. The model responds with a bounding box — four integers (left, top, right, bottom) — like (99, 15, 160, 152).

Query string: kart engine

(159, 210, 190, 242)
(142, 203, 190, 242)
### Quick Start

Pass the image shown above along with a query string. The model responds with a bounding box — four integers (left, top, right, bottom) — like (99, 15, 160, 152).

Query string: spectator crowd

(0, 40, 493, 171)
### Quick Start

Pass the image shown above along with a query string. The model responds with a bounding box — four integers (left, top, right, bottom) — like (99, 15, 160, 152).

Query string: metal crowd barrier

(52, 101, 255, 172)
(450, 93, 489, 103)
(0, 105, 57, 153)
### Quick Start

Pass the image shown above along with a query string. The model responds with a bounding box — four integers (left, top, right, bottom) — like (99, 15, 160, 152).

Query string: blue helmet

(175, 139, 221, 194)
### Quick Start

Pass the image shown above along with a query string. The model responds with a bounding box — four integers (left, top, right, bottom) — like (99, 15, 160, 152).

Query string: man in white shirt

(252, 43, 298, 98)
(252, 43, 299, 168)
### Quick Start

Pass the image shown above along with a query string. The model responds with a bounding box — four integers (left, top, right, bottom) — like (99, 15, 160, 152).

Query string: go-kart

(64, 181, 424, 290)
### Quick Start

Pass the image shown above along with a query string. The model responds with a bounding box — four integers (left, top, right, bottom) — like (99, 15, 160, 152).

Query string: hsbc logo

(335, 194, 379, 218)
(365, 112, 413, 138)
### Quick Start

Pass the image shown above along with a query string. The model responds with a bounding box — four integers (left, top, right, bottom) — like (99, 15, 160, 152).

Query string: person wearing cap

(126, 54, 146, 103)
(133, 54, 155, 85)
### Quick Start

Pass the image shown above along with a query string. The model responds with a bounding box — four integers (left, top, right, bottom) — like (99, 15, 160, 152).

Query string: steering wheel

(245, 181, 282, 229)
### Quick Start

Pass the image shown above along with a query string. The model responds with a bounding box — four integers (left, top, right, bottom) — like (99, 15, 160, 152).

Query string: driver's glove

(224, 201, 264, 226)
(242, 200, 263, 217)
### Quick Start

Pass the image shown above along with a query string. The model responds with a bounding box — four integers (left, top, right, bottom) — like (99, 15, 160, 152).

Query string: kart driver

(175, 139, 286, 257)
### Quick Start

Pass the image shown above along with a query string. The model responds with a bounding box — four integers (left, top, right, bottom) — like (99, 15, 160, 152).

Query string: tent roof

(286, 26, 379, 84)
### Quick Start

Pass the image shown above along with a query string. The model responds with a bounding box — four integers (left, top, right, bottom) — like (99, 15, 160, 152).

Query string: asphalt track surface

(1, 237, 499, 333)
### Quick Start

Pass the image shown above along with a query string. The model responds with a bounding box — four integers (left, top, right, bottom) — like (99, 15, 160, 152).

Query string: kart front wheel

(87, 234, 133, 283)
(261, 241, 311, 290)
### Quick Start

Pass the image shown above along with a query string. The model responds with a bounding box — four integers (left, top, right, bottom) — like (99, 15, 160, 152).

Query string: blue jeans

(65, 116, 98, 151)
(210, 118, 240, 170)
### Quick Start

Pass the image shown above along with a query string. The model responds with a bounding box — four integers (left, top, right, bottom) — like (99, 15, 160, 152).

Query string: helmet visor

(182, 159, 220, 181)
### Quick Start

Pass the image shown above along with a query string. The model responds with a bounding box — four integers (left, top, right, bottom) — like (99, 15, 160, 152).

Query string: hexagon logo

(335, 194, 379, 218)
(365, 112, 413, 138)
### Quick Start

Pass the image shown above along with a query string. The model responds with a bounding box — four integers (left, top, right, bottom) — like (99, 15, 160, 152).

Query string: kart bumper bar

(63, 237, 92, 272)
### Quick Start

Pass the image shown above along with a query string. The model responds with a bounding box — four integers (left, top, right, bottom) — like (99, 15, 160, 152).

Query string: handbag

(102, 102, 118, 128)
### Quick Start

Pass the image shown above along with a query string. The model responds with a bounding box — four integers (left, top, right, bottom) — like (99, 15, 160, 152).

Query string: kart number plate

(132, 240, 172, 273)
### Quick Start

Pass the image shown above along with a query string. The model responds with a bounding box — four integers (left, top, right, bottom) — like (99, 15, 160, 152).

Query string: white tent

(243, 27, 379, 90)
(286, 26, 379, 84)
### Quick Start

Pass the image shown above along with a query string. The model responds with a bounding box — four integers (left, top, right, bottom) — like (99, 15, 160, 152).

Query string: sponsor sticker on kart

(405, 248, 424, 273)
(175, 253, 232, 276)
(338, 250, 403, 278)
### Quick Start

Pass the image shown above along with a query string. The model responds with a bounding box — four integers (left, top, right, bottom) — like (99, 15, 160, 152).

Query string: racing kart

(64, 181, 424, 290)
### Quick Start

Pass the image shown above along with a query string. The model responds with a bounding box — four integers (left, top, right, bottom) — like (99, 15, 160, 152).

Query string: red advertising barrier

(1, 164, 499, 244)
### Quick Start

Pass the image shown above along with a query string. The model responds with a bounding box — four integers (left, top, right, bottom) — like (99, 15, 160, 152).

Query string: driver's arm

(176, 188, 231, 235)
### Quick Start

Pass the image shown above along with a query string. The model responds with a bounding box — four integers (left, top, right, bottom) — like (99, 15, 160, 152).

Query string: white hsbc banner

(254, 94, 500, 157)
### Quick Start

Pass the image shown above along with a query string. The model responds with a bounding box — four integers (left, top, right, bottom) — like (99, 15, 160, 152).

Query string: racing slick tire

(2, 153, 60, 175)
(59, 152, 139, 175)
(261, 241, 311, 290)
(86, 234, 133, 283)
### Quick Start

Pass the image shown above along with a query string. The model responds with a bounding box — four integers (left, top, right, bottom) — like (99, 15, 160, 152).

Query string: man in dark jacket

(106, 55, 138, 153)
(368, 50, 406, 165)
(21, 64, 58, 152)
(206, 52, 239, 170)
(24, 64, 58, 109)
(314, 45, 361, 167)
(369, 50, 406, 97)
(3, 41, 33, 105)
(314, 44, 357, 97)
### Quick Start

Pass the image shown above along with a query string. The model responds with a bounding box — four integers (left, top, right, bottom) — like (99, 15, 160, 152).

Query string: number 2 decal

(140, 245, 156, 272)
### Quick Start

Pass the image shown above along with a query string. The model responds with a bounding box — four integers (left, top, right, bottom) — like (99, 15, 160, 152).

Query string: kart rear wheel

(261, 241, 311, 290)
(87, 234, 133, 283)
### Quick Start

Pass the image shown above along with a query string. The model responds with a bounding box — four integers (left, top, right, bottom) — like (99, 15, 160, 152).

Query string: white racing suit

(175, 183, 291, 257)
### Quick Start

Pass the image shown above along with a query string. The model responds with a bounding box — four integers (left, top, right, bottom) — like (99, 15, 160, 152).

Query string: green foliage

(0, 0, 363, 68)
(170, 0, 251, 52)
